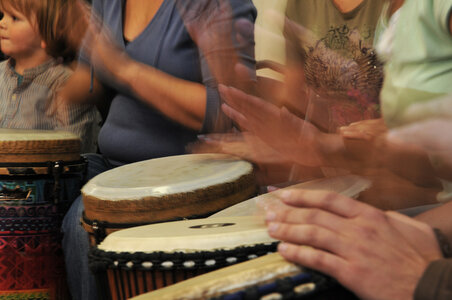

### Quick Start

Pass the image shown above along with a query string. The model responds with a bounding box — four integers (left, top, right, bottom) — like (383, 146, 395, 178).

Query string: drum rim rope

(89, 242, 279, 274)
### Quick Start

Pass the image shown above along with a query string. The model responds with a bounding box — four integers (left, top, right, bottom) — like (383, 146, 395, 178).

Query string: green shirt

(285, 0, 385, 129)
(377, 0, 452, 127)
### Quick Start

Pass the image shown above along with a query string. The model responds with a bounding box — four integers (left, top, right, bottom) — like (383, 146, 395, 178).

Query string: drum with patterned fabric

(0, 129, 85, 300)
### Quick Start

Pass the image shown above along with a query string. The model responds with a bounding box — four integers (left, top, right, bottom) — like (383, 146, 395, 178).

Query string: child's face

(0, 7, 43, 60)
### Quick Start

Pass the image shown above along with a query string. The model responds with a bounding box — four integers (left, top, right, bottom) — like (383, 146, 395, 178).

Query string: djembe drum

(89, 216, 278, 300)
(0, 129, 85, 299)
(130, 253, 357, 300)
(81, 154, 257, 244)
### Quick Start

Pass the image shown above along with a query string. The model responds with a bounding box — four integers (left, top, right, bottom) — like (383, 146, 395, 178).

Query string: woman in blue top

(60, 1, 256, 299)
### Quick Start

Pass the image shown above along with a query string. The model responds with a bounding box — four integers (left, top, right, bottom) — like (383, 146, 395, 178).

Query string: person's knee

(62, 195, 84, 233)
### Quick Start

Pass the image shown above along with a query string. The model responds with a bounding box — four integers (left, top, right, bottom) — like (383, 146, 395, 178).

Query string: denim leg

(62, 154, 113, 300)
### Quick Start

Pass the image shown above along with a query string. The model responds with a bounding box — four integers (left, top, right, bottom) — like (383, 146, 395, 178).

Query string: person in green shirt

(283, 0, 385, 132)
(375, 0, 452, 128)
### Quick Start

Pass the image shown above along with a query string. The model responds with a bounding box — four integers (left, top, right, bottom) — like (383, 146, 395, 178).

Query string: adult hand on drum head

(265, 189, 443, 300)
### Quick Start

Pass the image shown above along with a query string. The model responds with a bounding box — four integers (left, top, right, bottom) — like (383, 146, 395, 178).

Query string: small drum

(130, 253, 357, 300)
(0, 129, 85, 299)
(89, 216, 278, 300)
(81, 154, 257, 244)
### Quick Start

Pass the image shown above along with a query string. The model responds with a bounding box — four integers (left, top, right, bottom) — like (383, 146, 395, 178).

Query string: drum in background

(0, 129, 85, 300)
(130, 253, 357, 300)
(89, 216, 278, 300)
(81, 154, 257, 244)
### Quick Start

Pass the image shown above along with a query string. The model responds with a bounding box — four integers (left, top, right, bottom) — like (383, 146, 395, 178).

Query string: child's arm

(53, 100, 101, 154)
(46, 66, 102, 153)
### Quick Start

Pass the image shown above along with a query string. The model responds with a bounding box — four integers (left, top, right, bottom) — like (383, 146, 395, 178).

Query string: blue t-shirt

(85, 0, 256, 165)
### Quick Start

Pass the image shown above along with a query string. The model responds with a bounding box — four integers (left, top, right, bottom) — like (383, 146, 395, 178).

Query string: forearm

(118, 60, 206, 131)
(59, 64, 106, 105)
(415, 201, 452, 243)
(54, 101, 101, 153)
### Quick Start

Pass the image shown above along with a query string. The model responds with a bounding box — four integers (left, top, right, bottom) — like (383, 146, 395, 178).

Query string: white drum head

(98, 216, 276, 253)
(82, 154, 253, 201)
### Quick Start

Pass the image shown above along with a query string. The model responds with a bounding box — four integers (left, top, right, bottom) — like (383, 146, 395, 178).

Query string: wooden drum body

(131, 253, 356, 300)
(89, 216, 278, 300)
(81, 154, 257, 244)
(0, 129, 85, 300)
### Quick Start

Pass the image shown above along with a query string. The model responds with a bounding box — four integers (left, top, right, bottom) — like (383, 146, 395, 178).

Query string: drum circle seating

(0, 129, 86, 300)
(88, 216, 279, 300)
(81, 154, 258, 245)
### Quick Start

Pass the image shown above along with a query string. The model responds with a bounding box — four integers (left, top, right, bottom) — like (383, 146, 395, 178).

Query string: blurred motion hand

(338, 118, 387, 166)
(339, 118, 387, 141)
(175, 0, 254, 89)
(193, 132, 290, 165)
(220, 85, 343, 167)
(266, 189, 442, 300)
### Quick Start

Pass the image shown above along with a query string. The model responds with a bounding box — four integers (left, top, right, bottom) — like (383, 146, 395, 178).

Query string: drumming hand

(60, 0, 91, 56)
(220, 85, 343, 167)
(266, 189, 442, 300)
(194, 132, 291, 165)
(338, 118, 387, 166)
(339, 118, 387, 141)
(175, 0, 255, 89)
(79, 12, 135, 86)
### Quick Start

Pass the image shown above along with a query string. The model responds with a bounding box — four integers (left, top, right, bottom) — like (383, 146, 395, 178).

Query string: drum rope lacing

(88, 242, 279, 274)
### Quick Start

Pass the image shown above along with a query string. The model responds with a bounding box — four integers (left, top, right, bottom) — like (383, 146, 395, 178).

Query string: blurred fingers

(277, 189, 372, 218)
(268, 223, 346, 254)
(266, 206, 348, 232)
(220, 85, 280, 132)
(221, 103, 251, 131)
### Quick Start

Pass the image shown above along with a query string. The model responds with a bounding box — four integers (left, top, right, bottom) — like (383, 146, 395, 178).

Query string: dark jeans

(62, 154, 116, 300)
